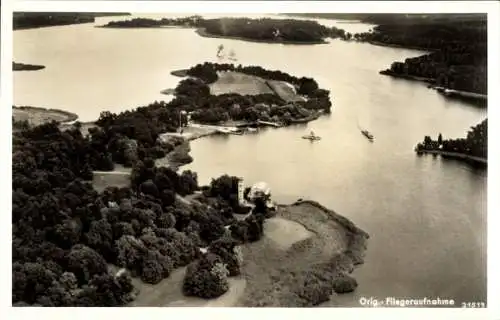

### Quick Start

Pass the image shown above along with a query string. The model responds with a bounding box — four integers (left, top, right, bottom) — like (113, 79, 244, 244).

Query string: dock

(257, 120, 283, 128)
(189, 123, 243, 134)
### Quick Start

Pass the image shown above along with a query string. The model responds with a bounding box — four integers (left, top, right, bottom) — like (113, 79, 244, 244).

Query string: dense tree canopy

(103, 16, 350, 42)
(14, 12, 130, 30)
(11, 61, 330, 306)
(354, 15, 487, 94)
(182, 62, 332, 124)
(12, 117, 274, 305)
(415, 119, 487, 160)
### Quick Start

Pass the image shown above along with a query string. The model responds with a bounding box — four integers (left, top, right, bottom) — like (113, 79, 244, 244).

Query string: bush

(295, 272, 332, 306)
(332, 275, 358, 294)
(182, 253, 229, 299)
(208, 237, 242, 276)
(230, 214, 265, 243)
(140, 250, 174, 284)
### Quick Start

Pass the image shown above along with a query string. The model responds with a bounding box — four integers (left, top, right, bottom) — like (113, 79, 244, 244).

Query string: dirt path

(127, 266, 247, 307)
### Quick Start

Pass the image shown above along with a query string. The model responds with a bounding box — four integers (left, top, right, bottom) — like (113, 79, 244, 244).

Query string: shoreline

(96, 25, 195, 30)
(195, 28, 329, 45)
(415, 149, 487, 166)
(13, 62, 46, 71)
(359, 40, 433, 53)
(12, 106, 79, 128)
(380, 70, 487, 102)
(98, 24, 329, 45)
(379, 69, 435, 84)
(170, 69, 189, 77)
(236, 199, 369, 307)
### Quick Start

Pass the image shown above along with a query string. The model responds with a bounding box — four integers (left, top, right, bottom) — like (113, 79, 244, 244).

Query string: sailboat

(216, 44, 224, 59)
(228, 49, 238, 61)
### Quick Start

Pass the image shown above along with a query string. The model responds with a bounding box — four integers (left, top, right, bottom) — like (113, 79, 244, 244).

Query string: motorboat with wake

(361, 129, 374, 141)
(302, 130, 321, 141)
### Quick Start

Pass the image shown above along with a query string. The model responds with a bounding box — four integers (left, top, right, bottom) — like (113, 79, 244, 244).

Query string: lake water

(14, 14, 487, 307)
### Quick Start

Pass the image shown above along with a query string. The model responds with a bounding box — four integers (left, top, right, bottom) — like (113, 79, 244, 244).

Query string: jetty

(258, 120, 283, 128)
(189, 123, 243, 135)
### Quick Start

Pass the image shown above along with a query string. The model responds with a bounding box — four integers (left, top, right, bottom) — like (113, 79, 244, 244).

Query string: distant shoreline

(379, 69, 487, 103)
(170, 69, 189, 77)
(194, 28, 329, 45)
(96, 25, 194, 30)
(379, 69, 434, 83)
(13, 62, 46, 71)
(363, 40, 433, 52)
(14, 13, 131, 30)
(415, 149, 487, 166)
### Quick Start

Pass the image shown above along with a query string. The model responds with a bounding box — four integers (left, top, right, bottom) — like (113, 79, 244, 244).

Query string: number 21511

(461, 302, 486, 308)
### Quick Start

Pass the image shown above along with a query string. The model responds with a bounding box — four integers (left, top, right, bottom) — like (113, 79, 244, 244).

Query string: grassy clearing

(92, 170, 131, 193)
(209, 71, 304, 102)
(209, 71, 274, 96)
(235, 201, 368, 307)
(264, 217, 314, 250)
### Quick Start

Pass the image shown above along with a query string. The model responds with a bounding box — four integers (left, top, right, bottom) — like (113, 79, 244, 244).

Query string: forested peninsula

(13, 12, 130, 30)
(353, 14, 487, 98)
(12, 63, 368, 307)
(13, 62, 45, 71)
(415, 119, 487, 166)
(101, 16, 352, 43)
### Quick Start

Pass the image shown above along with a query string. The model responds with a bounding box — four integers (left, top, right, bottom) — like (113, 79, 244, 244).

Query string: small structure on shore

(238, 179, 276, 210)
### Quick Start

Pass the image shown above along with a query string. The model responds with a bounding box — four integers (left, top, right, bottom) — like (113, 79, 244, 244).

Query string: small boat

(229, 129, 245, 135)
(361, 129, 374, 141)
(246, 127, 258, 133)
(302, 130, 321, 141)
(303, 130, 321, 141)
(302, 135, 321, 141)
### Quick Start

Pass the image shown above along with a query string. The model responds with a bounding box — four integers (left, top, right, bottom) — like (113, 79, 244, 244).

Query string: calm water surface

(14, 14, 487, 307)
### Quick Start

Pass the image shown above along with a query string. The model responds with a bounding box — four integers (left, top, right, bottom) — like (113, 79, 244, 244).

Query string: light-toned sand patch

(264, 217, 314, 250)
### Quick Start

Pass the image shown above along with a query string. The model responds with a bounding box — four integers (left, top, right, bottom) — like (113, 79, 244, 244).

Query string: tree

(140, 249, 174, 284)
(67, 245, 108, 285)
(423, 135, 432, 145)
(115, 235, 147, 275)
(438, 133, 443, 145)
(12, 262, 57, 304)
(85, 218, 115, 262)
(182, 253, 230, 299)
(199, 213, 226, 243)
(332, 275, 358, 293)
(208, 237, 243, 276)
